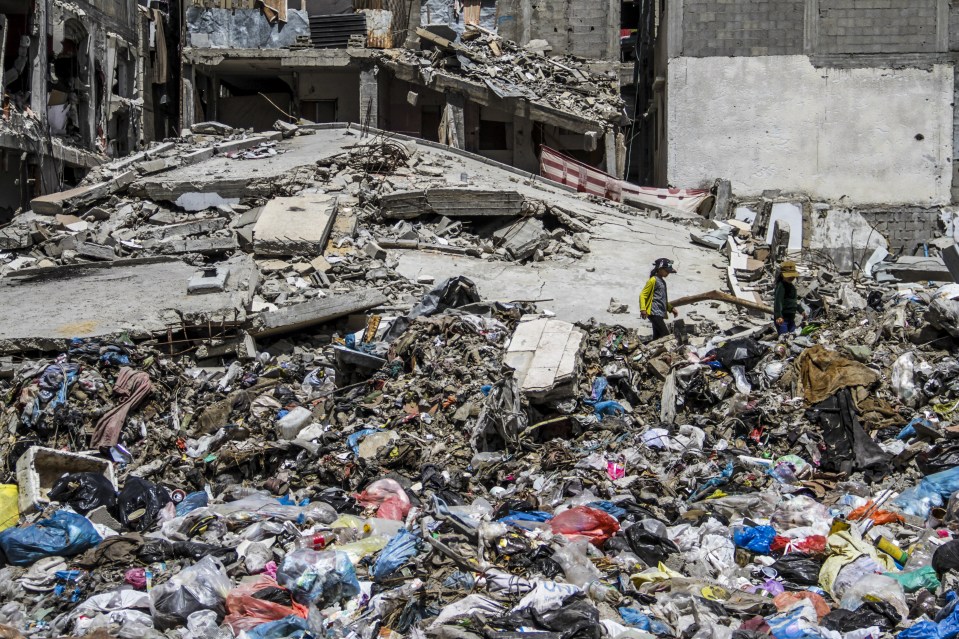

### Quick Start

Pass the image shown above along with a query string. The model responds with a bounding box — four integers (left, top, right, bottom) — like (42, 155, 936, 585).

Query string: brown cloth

(795, 344, 879, 404)
(90, 367, 153, 449)
(256, 0, 287, 24)
(75, 533, 144, 568)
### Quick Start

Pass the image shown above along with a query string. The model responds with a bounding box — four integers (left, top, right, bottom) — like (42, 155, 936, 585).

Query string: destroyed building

(0, 0, 175, 217)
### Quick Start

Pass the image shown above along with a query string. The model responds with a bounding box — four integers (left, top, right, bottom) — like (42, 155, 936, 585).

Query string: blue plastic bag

(733, 525, 777, 554)
(898, 592, 959, 639)
(277, 549, 360, 606)
(245, 615, 313, 639)
(0, 511, 102, 567)
(893, 466, 959, 518)
(497, 510, 553, 528)
(175, 491, 209, 517)
(372, 528, 420, 581)
(619, 607, 671, 635)
(586, 501, 628, 521)
(593, 400, 625, 421)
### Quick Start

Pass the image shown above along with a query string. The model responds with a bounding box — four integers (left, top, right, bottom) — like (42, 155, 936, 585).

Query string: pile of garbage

(0, 224, 958, 639)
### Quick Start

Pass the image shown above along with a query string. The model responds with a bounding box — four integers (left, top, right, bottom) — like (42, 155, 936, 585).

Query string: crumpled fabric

(819, 530, 896, 597)
(74, 533, 144, 568)
(90, 367, 152, 449)
(795, 345, 879, 404)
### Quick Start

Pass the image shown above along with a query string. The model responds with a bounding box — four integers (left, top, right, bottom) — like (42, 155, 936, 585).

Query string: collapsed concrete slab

(0, 256, 256, 351)
(30, 171, 136, 216)
(253, 194, 337, 256)
(503, 317, 584, 401)
(250, 289, 388, 337)
(380, 189, 525, 220)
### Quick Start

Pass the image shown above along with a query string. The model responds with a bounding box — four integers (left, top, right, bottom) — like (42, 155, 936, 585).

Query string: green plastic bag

(884, 565, 940, 593)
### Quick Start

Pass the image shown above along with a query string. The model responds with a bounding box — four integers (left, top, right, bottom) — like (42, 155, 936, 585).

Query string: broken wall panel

(380, 188, 525, 219)
(185, 7, 310, 48)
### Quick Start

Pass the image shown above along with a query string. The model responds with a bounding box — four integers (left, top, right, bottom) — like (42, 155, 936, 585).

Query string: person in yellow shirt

(639, 258, 678, 340)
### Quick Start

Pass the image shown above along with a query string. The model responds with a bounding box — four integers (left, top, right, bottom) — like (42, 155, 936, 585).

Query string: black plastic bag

(624, 519, 679, 566)
(138, 538, 237, 564)
(771, 553, 822, 586)
(822, 601, 900, 632)
(933, 539, 959, 578)
(383, 276, 480, 342)
(918, 443, 959, 477)
(113, 477, 171, 532)
(806, 389, 890, 482)
(533, 596, 601, 639)
(313, 487, 361, 514)
(47, 472, 116, 514)
(708, 338, 767, 371)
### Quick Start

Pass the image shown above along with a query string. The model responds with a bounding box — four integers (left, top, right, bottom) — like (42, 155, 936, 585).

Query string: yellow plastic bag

(0, 485, 19, 531)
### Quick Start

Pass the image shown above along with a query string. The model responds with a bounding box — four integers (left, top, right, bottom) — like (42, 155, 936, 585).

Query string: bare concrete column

(182, 63, 195, 131)
(359, 65, 379, 128)
(29, 0, 48, 118)
(604, 129, 618, 177)
(513, 115, 539, 173)
(83, 25, 97, 150)
(444, 92, 465, 149)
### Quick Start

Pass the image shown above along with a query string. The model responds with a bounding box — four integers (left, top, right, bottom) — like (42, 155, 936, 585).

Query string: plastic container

(276, 407, 312, 440)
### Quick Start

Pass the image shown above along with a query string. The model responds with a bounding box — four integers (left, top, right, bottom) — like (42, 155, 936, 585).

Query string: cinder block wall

(528, 0, 618, 60)
(858, 209, 943, 252)
(817, 0, 939, 54)
(681, 0, 805, 57)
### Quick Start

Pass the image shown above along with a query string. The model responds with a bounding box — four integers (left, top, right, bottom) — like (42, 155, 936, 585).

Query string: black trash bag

(822, 601, 901, 632)
(771, 553, 822, 586)
(138, 538, 237, 563)
(383, 276, 481, 342)
(867, 290, 884, 312)
(113, 477, 172, 532)
(493, 499, 539, 520)
(805, 389, 890, 483)
(47, 472, 117, 514)
(932, 539, 959, 578)
(624, 519, 679, 566)
(534, 596, 601, 639)
(312, 487, 361, 515)
(708, 338, 768, 371)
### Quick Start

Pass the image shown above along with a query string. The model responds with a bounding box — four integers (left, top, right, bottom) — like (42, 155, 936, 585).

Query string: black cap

(654, 258, 677, 273)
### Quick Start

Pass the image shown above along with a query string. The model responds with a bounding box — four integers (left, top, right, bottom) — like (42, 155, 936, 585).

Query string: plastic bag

(624, 519, 679, 565)
(149, 555, 231, 630)
(823, 600, 900, 632)
(354, 479, 411, 521)
(550, 506, 620, 547)
(771, 553, 822, 586)
(276, 549, 360, 606)
(244, 615, 312, 639)
(224, 575, 308, 633)
(892, 352, 920, 408)
(893, 466, 959, 519)
(0, 485, 18, 531)
(733, 525, 776, 554)
(47, 472, 117, 514)
(773, 592, 831, 620)
(114, 477, 172, 532)
(618, 607, 672, 635)
(0, 510, 102, 567)
(552, 540, 603, 587)
(839, 574, 908, 620)
(175, 491, 209, 517)
(372, 528, 419, 582)
(884, 566, 940, 593)
(933, 539, 959, 578)
(898, 592, 959, 639)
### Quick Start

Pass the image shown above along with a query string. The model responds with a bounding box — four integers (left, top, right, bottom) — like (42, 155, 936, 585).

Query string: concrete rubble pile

(382, 25, 626, 128)
(1, 126, 959, 639)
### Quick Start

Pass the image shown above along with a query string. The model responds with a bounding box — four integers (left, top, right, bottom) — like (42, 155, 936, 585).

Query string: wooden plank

(671, 290, 773, 315)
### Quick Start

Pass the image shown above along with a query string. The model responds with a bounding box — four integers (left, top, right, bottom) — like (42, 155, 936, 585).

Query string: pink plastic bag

(355, 478, 411, 521)
(550, 506, 620, 547)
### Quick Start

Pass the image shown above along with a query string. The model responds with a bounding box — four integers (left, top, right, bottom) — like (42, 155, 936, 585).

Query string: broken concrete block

(503, 317, 585, 401)
(180, 147, 215, 167)
(0, 227, 33, 250)
(274, 119, 299, 138)
(151, 217, 228, 240)
(364, 240, 387, 260)
(380, 189, 525, 220)
(253, 195, 337, 256)
(493, 217, 547, 261)
(191, 121, 234, 135)
(188, 266, 230, 294)
(160, 234, 239, 255)
(310, 255, 332, 273)
(76, 241, 117, 261)
(875, 256, 952, 283)
(607, 298, 628, 314)
(943, 244, 959, 283)
(15, 446, 117, 515)
(30, 171, 136, 216)
(251, 289, 388, 337)
(571, 232, 591, 253)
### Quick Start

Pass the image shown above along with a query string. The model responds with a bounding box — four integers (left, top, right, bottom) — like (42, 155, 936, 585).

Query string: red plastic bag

(355, 479, 411, 521)
(224, 575, 308, 632)
(769, 534, 827, 556)
(774, 591, 831, 620)
(550, 506, 620, 547)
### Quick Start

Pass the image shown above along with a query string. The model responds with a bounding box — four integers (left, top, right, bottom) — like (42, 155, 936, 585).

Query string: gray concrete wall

(681, 0, 805, 57)
(816, 0, 939, 54)
(858, 208, 943, 252)
(297, 70, 361, 123)
(185, 7, 310, 49)
(490, 0, 619, 60)
(666, 55, 954, 205)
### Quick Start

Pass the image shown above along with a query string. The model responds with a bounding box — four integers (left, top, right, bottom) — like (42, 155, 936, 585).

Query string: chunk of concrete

(942, 244, 959, 283)
(493, 217, 548, 261)
(188, 266, 230, 294)
(876, 256, 952, 283)
(30, 171, 136, 216)
(16, 446, 117, 515)
(76, 241, 117, 261)
(253, 194, 337, 256)
(364, 240, 387, 260)
(251, 289, 387, 337)
(503, 317, 585, 401)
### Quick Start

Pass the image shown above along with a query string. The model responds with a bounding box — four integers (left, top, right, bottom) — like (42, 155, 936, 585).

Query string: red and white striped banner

(539, 146, 711, 213)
